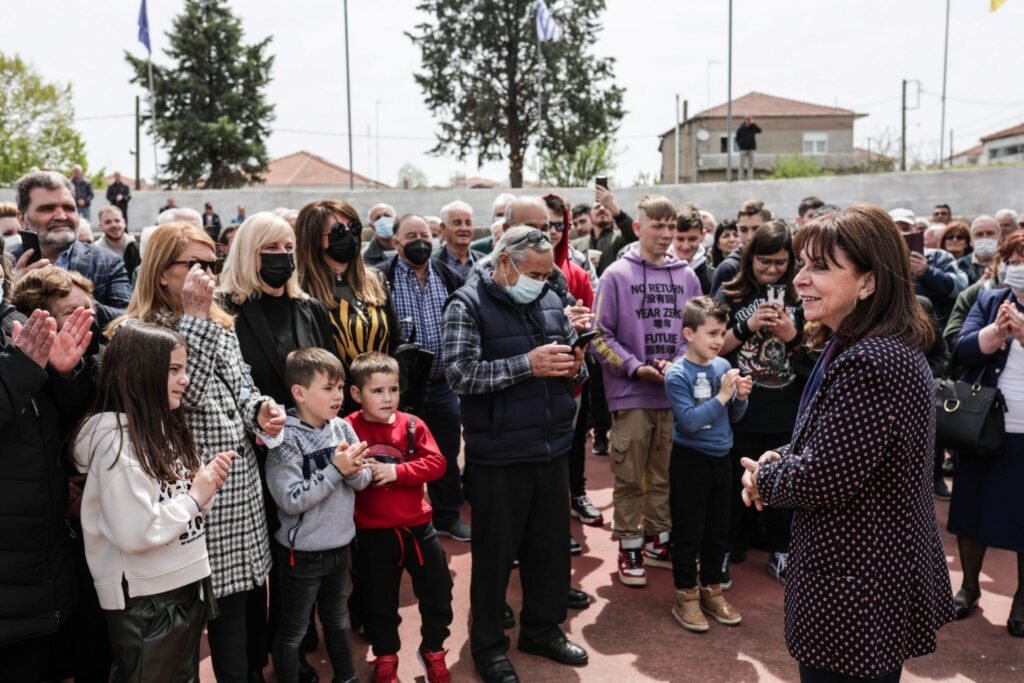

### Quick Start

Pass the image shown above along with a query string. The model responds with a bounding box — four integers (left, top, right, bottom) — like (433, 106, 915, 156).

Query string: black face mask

(259, 252, 295, 289)
(325, 220, 362, 264)
(403, 239, 433, 266)
(85, 317, 103, 358)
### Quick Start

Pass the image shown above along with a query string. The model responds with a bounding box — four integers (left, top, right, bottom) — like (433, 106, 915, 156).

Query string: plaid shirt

(441, 246, 476, 280)
(391, 259, 447, 381)
(442, 294, 585, 396)
(59, 240, 132, 329)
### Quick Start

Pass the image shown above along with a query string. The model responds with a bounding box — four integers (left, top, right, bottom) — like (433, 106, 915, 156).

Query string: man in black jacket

(585, 184, 635, 276)
(104, 172, 131, 225)
(735, 116, 761, 181)
(0, 306, 95, 679)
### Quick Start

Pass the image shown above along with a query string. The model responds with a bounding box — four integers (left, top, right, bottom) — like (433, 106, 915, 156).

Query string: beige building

(658, 92, 866, 183)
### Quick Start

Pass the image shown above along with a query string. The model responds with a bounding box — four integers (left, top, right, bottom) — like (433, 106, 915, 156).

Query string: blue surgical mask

(375, 216, 395, 240)
(507, 260, 546, 304)
(3, 233, 21, 254)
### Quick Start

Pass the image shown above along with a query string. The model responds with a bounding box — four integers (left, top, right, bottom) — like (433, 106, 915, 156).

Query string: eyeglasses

(170, 258, 223, 275)
(547, 221, 566, 232)
(945, 234, 967, 241)
(755, 256, 790, 269)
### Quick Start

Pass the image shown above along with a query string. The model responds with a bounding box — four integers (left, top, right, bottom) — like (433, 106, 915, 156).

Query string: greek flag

(138, 0, 151, 54)
(536, 0, 562, 42)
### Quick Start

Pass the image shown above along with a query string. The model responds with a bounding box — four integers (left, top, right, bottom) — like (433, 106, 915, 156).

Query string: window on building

(802, 132, 828, 156)
(719, 135, 739, 153)
(990, 144, 1022, 159)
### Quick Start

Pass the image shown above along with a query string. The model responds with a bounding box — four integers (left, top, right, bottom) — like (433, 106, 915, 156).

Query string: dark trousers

(729, 431, 793, 554)
(421, 381, 464, 526)
(105, 581, 206, 683)
(569, 383, 590, 496)
(670, 444, 731, 589)
(271, 542, 354, 683)
(0, 633, 52, 682)
(465, 455, 571, 664)
(800, 663, 902, 683)
(207, 585, 267, 682)
(355, 524, 453, 656)
(586, 357, 611, 440)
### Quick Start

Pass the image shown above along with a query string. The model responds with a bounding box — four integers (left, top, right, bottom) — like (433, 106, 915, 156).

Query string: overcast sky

(7, 0, 1024, 187)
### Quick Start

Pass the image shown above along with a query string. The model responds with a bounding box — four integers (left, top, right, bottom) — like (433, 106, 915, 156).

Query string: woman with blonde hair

(295, 199, 402, 414)
(111, 222, 286, 682)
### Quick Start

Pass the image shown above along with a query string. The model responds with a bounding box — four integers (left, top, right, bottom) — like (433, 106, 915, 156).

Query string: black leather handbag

(392, 321, 435, 415)
(934, 340, 1006, 458)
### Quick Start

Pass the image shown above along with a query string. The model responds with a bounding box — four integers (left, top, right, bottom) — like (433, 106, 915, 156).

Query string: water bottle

(694, 372, 712, 406)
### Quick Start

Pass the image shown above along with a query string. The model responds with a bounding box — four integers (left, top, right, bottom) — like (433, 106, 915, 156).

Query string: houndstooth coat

(175, 315, 273, 599)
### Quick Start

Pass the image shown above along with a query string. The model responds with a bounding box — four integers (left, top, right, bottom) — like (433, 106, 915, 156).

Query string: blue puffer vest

(450, 271, 577, 466)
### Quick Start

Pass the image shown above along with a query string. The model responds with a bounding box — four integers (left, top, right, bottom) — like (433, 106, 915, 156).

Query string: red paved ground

(201, 448, 1024, 682)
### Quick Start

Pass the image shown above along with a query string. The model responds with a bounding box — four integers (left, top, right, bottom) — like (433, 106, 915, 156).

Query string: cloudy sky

(8, 0, 1024, 187)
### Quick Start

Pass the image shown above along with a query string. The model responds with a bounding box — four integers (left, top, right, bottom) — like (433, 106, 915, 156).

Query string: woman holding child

(740, 206, 953, 682)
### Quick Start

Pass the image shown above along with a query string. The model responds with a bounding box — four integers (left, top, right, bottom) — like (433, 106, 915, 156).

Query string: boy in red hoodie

(345, 352, 454, 683)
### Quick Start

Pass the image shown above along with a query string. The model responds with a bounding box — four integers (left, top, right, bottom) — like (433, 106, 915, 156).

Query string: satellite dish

(696, 129, 710, 142)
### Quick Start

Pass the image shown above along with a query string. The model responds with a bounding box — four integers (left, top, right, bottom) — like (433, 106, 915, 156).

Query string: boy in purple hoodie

(592, 195, 703, 587)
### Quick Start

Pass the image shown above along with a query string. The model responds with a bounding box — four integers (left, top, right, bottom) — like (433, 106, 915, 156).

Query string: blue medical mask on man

(375, 216, 395, 240)
(506, 259, 546, 304)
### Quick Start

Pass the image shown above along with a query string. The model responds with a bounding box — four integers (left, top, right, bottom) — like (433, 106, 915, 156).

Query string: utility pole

(343, 0, 354, 189)
(134, 96, 141, 191)
(674, 95, 680, 185)
(901, 79, 907, 172)
(726, 0, 734, 182)
(939, 0, 951, 169)
(949, 130, 954, 167)
(681, 100, 688, 183)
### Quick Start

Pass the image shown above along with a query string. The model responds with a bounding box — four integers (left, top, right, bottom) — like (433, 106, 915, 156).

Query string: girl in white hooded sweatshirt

(73, 323, 235, 683)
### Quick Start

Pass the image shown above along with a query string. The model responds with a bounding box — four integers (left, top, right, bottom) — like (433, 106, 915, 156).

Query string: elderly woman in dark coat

(741, 206, 954, 682)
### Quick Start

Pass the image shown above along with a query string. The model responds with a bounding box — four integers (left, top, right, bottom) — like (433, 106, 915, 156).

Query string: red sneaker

(371, 654, 399, 683)
(418, 648, 451, 683)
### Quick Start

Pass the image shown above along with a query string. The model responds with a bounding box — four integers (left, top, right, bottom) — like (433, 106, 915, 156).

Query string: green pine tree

(0, 52, 88, 185)
(408, 0, 625, 188)
(126, 0, 275, 188)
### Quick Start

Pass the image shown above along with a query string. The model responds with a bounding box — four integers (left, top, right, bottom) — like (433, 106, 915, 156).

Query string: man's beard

(27, 219, 76, 252)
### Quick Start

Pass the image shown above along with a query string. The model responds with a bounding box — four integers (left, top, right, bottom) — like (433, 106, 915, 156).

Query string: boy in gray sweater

(266, 348, 372, 683)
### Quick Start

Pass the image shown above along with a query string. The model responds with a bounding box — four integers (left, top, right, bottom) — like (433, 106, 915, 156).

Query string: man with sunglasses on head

(12, 171, 131, 329)
(442, 226, 589, 683)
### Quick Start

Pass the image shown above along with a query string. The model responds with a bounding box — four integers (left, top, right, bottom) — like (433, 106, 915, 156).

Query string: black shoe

(517, 635, 589, 666)
(730, 547, 747, 564)
(435, 518, 472, 542)
(567, 587, 591, 609)
(477, 655, 520, 683)
(569, 535, 582, 555)
(591, 437, 609, 455)
(934, 477, 952, 500)
(953, 587, 980, 620)
(298, 656, 319, 683)
(502, 602, 515, 629)
(1008, 595, 1024, 637)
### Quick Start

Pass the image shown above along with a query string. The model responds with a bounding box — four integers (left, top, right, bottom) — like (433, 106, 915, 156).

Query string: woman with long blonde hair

(295, 199, 402, 414)
(112, 222, 286, 682)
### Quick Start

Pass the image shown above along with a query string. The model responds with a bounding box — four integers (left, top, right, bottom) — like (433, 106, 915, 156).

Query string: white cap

(889, 208, 916, 226)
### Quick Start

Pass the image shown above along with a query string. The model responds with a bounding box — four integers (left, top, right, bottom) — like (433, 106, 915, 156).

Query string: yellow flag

(992, 0, 1007, 11)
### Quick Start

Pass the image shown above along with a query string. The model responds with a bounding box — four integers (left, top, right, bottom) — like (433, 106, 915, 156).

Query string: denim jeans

(271, 542, 355, 683)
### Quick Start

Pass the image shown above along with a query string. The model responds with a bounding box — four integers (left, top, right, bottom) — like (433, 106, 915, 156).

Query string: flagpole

(344, 0, 354, 190)
(726, 0, 734, 182)
(147, 57, 159, 183)
(938, 0, 950, 169)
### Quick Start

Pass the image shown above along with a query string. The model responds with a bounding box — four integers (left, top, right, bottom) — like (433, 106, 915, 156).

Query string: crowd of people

(1, 167, 1023, 683)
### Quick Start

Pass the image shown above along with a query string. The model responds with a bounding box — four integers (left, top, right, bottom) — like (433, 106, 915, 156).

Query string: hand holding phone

(573, 330, 597, 350)
(595, 176, 608, 189)
(19, 231, 41, 265)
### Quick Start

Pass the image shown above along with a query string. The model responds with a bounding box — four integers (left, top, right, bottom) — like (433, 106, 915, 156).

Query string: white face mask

(972, 238, 998, 260)
(2, 233, 21, 254)
(1003, 264, 1024, 297)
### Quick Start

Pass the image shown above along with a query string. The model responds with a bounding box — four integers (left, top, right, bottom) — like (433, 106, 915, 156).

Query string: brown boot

(671, 588, 709, 633)
(700, 584, 742, 625)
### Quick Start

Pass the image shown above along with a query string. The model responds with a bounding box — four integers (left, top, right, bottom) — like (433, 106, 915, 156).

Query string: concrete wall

(2, 165, 1021, 230)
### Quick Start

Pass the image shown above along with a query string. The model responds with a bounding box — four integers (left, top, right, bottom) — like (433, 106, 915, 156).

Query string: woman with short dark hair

(939, 220, 972, 259)
(741, 205, 954, 682)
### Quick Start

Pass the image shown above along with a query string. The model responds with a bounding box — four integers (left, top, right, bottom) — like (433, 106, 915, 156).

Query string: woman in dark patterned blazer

(740, 206, 954, 682)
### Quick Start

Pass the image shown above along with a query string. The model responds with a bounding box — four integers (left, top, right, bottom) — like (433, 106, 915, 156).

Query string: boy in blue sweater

(664, 296, 752, 633)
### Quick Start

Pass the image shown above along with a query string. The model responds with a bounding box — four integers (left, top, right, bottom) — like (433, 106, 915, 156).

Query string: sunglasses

(329, 219, 363, 238)
(170, 258, 223, 275)
(547, 221, 566, 232)
(512, 229, 551, 246)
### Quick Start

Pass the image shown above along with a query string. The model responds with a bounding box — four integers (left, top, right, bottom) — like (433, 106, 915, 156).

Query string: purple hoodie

(593, 248, 702, 411)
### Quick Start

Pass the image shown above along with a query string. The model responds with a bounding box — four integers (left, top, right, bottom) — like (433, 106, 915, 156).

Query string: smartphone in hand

(573, 330, 597, 350)
(19, 231, 41, 264)
(903, 231, 924, 255)
(595, 176, 608, 189)
(766, 284, 786, 307)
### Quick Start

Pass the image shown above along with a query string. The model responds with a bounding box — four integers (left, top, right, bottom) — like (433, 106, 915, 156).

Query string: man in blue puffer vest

(442, 226, 589, 683)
